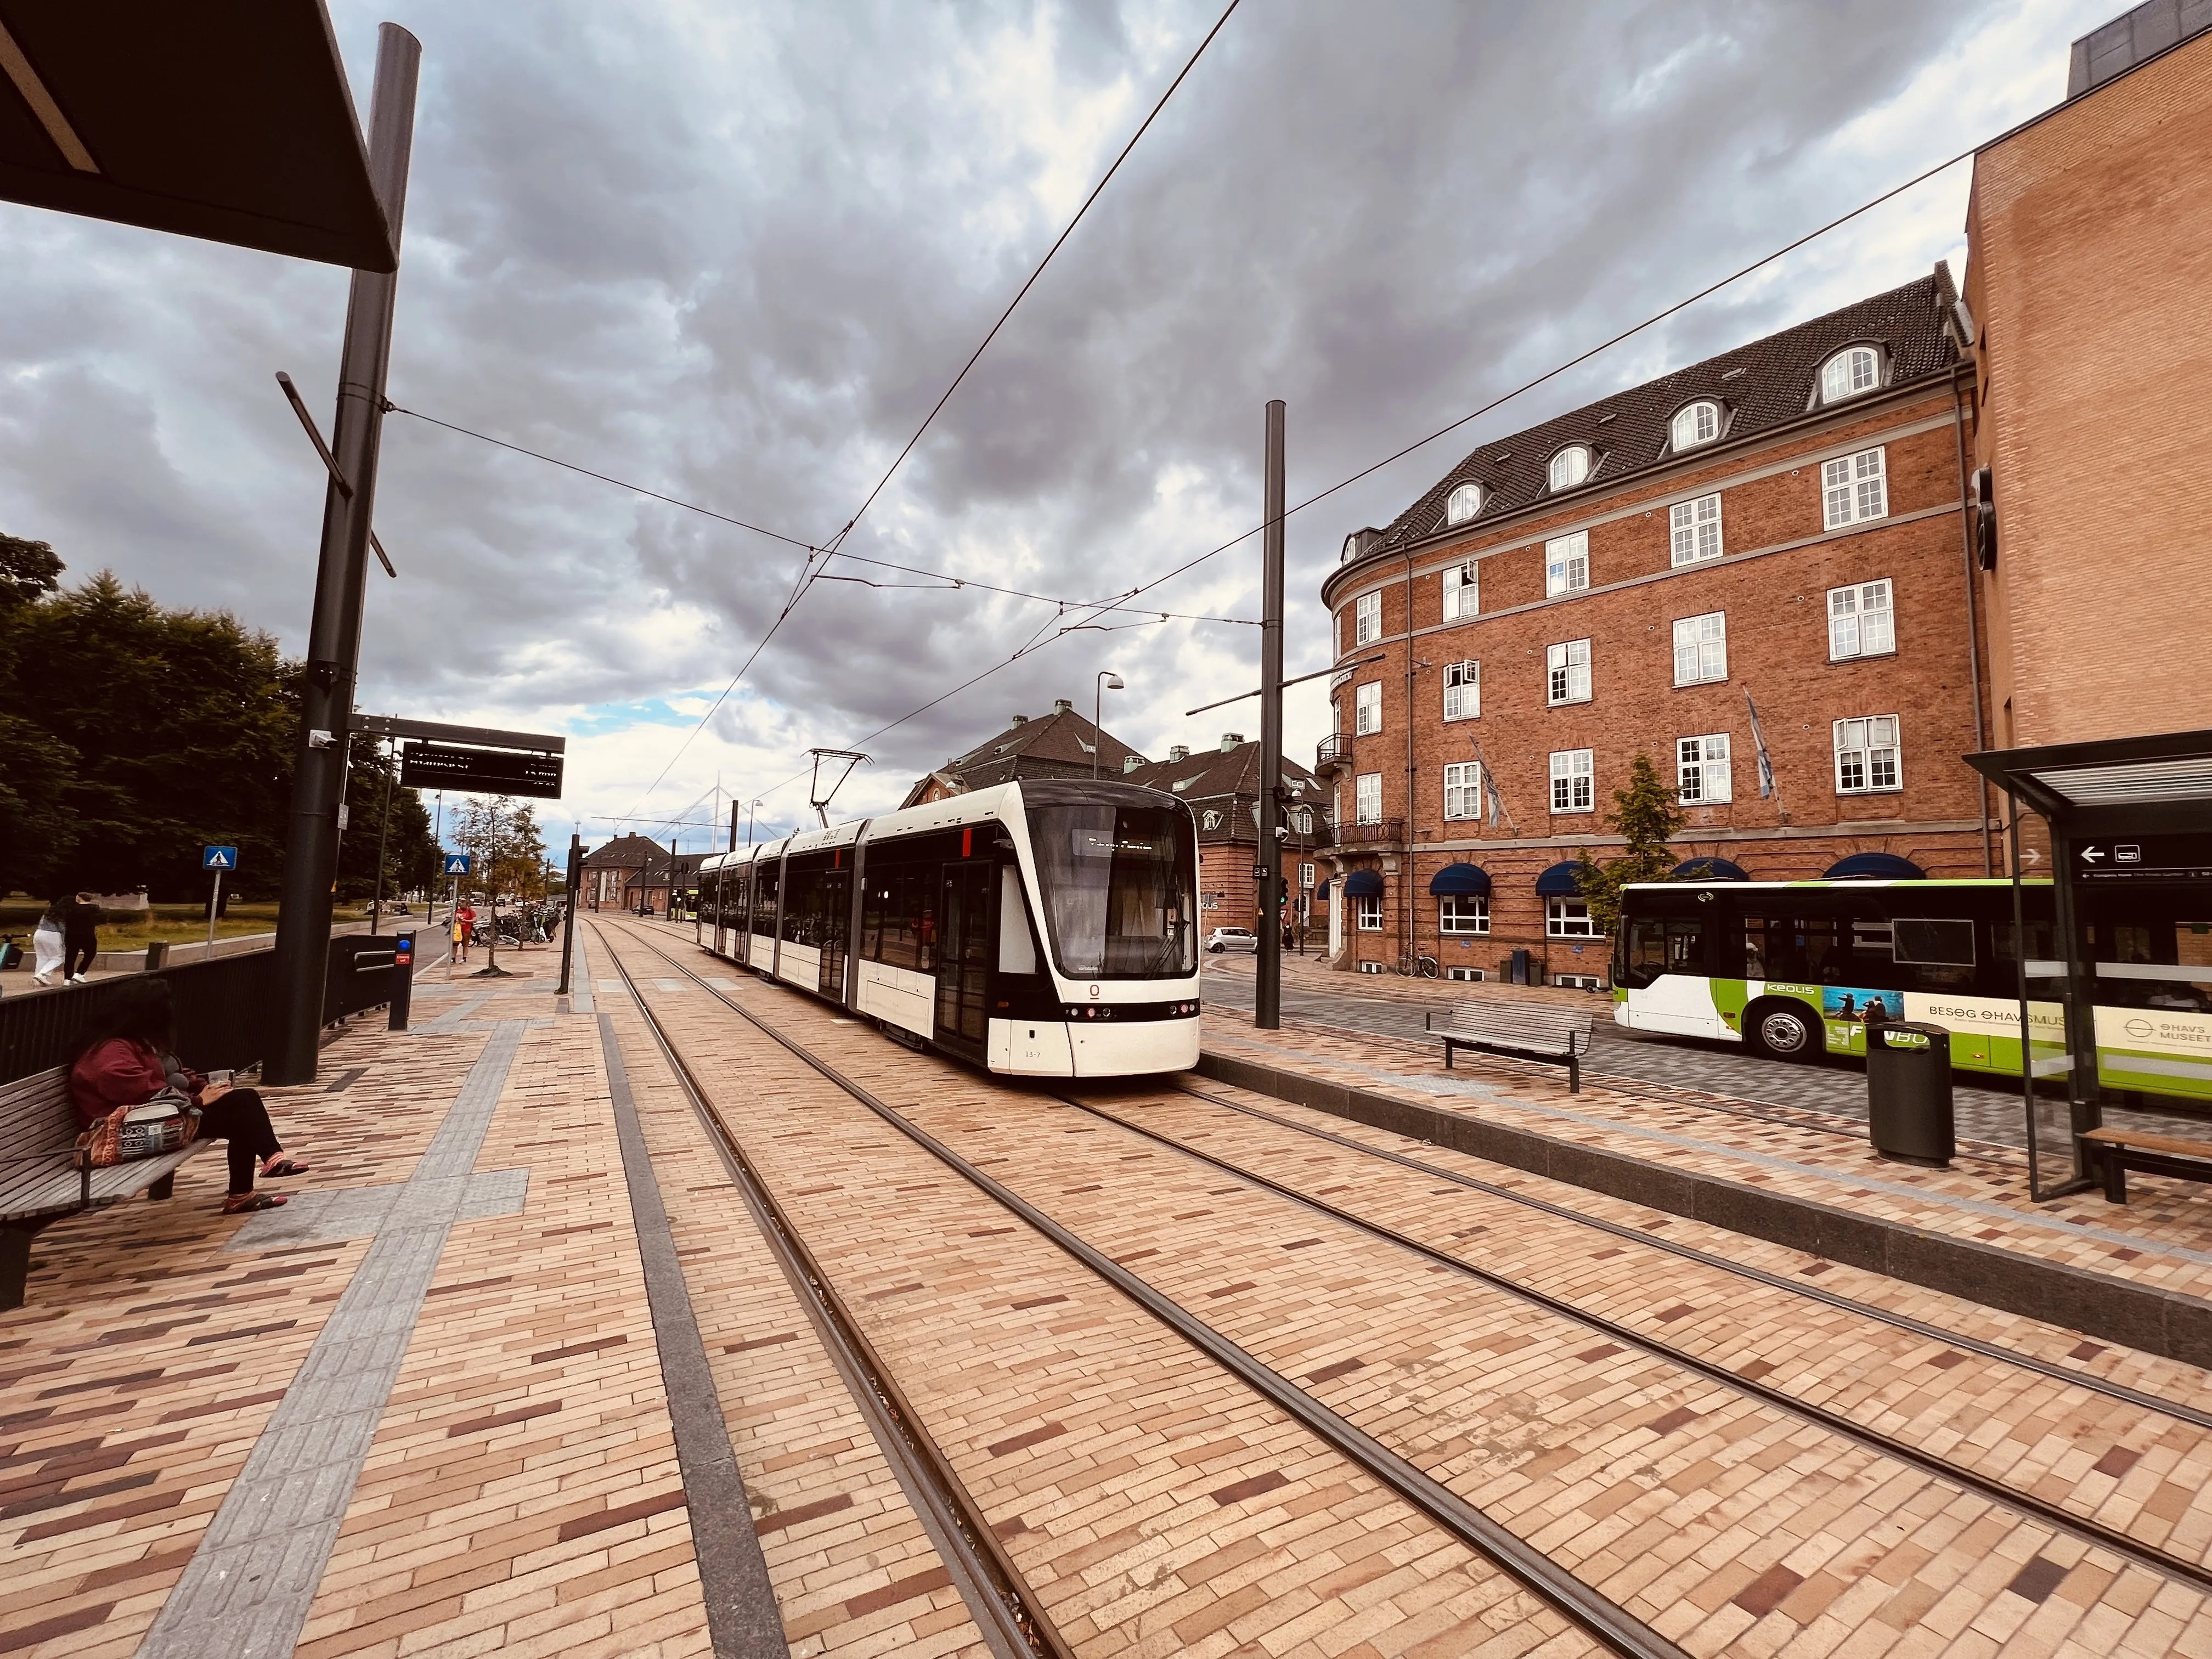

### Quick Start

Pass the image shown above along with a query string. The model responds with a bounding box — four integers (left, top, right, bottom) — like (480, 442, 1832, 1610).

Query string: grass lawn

(0, 901, 377, 951)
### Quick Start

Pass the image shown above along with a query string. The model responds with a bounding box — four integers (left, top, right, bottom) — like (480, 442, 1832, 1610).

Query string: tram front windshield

(1026, 804, 1196, 979)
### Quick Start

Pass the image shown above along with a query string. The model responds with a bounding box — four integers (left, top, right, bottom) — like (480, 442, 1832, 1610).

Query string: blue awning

(1535, 860, 1585, 897)
(1823, 852, 1926, 881)
(1342, 869, 1385, 897)
(1428, 862, 1491, 896)
(1671, 857, 1750, 881)
(1314, 878, 1331, 899)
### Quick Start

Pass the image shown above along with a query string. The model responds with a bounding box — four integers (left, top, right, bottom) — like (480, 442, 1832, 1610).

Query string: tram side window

(862, 860, 938, 972)
(752, 865, 780, 938)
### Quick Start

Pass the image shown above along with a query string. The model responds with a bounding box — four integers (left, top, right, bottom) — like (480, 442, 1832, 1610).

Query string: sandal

(221, 1192, 289, 1214)
(261, 1157, 312, 1177)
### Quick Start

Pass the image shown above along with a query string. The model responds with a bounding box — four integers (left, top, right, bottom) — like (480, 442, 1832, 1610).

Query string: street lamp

(1094, 671, 1125, 778)
(744, 799, 764, 844)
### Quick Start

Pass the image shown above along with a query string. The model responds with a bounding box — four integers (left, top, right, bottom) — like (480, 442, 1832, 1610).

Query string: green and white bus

(1610, 879, 2212, 1107)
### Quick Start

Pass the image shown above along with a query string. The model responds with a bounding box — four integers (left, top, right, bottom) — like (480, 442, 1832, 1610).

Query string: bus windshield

(1025, 804, 1197, 979)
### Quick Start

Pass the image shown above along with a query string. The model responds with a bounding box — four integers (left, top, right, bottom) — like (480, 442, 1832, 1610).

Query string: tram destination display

(2073, 832, 2212, 883)
(399, 741, 564, 799)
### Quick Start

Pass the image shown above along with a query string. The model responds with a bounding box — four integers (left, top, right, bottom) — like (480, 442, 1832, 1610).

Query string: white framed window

(1439, 895, 1489, 934)
(1547, 897, 1598, 937)
(1555, 973, 1605, 990)
(1356, 894, 1383, 931)
(1677, 733, 1733, 803)
(1819, 346, 1881, 404)
(1300, 861, 1315, 889)
(1354, 681, 1383, 735)
(1355, 772, 1383, 823)
(1822, 447, 1888, 528)
(1827, 578, 1895, 659)
(1669, 493, 1723, 566)
(1834, 715, 1901, 794)
(1341, 533, 1363, 563)
(1446, 483, 1482, 525)
(1671, 612, 1727, 685)
(1290, 806, 1314, 834)
(1354, 590, 1381, 645)
(1547, 639, 1591, 706)
(1544, 531, 1589, 596)
(1670, 400, 1720, 450)
(1442, 660, 1479, 721)
(1549, 445, 1592, 491)
(1550, 748, 1594, 812)
(1442, 561, 1478, 619)
(1443, 761, 1482, 820)
(1332, 781, 1341, 830)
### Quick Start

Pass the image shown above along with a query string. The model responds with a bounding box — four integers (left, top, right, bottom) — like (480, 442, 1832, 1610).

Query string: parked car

(1205, 926, 1258, 954)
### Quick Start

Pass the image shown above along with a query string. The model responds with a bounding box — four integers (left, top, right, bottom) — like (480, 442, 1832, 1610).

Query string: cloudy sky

(0, 0, 2118, 850)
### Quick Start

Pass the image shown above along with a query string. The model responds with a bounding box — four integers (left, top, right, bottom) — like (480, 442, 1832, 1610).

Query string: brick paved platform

(1199, 1017, 2212, 1366)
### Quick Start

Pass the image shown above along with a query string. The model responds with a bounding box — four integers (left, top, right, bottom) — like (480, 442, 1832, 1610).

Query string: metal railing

(1314, 732, 1350, 772)
(0, 935, 413, 1087)
(1334, 817, 1406, 847)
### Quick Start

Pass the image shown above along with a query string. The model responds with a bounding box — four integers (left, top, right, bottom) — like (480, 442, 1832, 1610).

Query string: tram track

(596, 923, 1689, 1659)
(612, 922, 2212, 1630)
(594, 929, 1074, 1659)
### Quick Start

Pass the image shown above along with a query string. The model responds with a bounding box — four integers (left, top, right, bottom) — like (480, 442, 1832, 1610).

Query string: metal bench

(1425, 1000, 1595, 1092)
(1, 1065, 210, 1308)
(2079, 1125, 2212, 1205)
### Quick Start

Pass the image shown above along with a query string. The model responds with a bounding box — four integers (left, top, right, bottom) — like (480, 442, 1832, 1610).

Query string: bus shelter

(1966, 727, 2212, 1199)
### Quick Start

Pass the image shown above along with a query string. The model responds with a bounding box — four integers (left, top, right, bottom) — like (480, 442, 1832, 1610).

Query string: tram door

(819, 869, 850, 997)
(934, 862, 992, 1052)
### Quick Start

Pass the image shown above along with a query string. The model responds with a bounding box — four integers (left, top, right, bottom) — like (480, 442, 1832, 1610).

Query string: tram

(692, 778, 1203, 1076)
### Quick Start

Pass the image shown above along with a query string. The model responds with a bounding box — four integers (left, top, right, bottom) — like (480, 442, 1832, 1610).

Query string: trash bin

(1866, 1021, 1954, 1167)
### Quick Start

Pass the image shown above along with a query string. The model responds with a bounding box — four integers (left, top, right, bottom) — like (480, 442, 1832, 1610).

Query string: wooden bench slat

(2081, 1127, 2212, 1160)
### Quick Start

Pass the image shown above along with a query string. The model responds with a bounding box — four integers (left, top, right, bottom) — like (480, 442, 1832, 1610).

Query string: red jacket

(70, 1039, 167, 1128)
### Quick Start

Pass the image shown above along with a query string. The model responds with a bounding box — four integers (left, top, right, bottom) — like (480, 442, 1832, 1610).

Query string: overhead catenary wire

(605, 0, 1244, 817)
(737, 133, 1990, 809)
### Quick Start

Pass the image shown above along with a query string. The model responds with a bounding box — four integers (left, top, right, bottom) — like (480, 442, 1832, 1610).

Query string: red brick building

(1120, 735, 1331, 946)
(1965, 7, 2212, 767)
(581, 833, 665, 913)
(1316, 273, 1988, 981)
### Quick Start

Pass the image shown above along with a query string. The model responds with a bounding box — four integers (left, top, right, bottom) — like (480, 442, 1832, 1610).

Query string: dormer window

(1446, 482, 1482, 525)
(1342, 533, 1361, 562)
(1819, 346, 1881, 404)
(1548, 445, 1592, 492)
(1669, 400, 1720, 451)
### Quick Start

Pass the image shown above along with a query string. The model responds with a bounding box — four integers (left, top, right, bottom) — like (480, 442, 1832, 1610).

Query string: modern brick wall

(1967, 31, 2212, 749)
(1317, 387, 1989, 979)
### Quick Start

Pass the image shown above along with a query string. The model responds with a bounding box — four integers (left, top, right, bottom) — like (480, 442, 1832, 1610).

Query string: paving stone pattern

(591, 923, 1593, 1659)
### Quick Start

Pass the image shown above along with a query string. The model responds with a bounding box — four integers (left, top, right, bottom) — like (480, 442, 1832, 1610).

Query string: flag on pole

(1471, 741, 1517, 832)
(1744, 686, 1777, 800)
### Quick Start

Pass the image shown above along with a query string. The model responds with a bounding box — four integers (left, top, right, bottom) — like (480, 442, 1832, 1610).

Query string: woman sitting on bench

(70, 980, 309, 1214)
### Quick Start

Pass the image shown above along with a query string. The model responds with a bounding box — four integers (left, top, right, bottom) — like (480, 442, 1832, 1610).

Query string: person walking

(452, 900, 476, 966)
(63, 891, 99, 985)
(30, 897, 66, 987)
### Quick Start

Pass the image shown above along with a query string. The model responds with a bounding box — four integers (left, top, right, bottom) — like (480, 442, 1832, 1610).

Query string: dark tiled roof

(1120, 740, 1327, 837)
(582, 832, 665, 869)
(903, 707, 1143, 805)
(1363, 272, 1960, 559)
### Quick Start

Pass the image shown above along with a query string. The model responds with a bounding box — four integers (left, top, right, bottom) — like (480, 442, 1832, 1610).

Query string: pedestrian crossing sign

(443, 853, 472, 876)
(202, 845, 238, 870)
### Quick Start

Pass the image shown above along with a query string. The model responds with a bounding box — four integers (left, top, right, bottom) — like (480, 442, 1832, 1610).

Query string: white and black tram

(692, 778, 1202, 1076)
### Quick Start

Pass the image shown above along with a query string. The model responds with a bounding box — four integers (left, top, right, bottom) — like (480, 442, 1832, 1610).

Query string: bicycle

(1391, 952, 1440, 978)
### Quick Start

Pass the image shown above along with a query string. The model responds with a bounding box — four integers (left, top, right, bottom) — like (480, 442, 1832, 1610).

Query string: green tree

(0, 533, 77, 894)
(5, 568, 296, 899)
(337, 744, 441, 903)
(1573, 753, 1685, 936)
(450, 797, 549, 905)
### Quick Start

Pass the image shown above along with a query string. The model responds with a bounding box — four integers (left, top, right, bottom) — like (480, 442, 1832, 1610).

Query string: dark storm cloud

(0, 0, 2105, 834)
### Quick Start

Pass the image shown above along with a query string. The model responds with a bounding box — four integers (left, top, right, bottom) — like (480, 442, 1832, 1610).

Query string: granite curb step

(1192, 1048, 2212, 1370)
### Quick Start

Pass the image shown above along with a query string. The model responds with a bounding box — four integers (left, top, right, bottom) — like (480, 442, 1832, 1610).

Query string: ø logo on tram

(1088, 984, 1100, 999)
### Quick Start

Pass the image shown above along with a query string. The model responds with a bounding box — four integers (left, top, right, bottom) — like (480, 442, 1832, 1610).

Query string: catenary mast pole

(1256, 399, 1286, 1031)
(266, 25, 421, 1084)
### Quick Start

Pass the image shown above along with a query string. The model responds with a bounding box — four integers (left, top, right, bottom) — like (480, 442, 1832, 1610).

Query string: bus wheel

(1747, 1000, 1818, 1061)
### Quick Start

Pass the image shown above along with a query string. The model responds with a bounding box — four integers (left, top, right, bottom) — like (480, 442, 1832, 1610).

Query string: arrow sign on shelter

(202, 845, 239, 870)
(443, 853, 472, 876)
